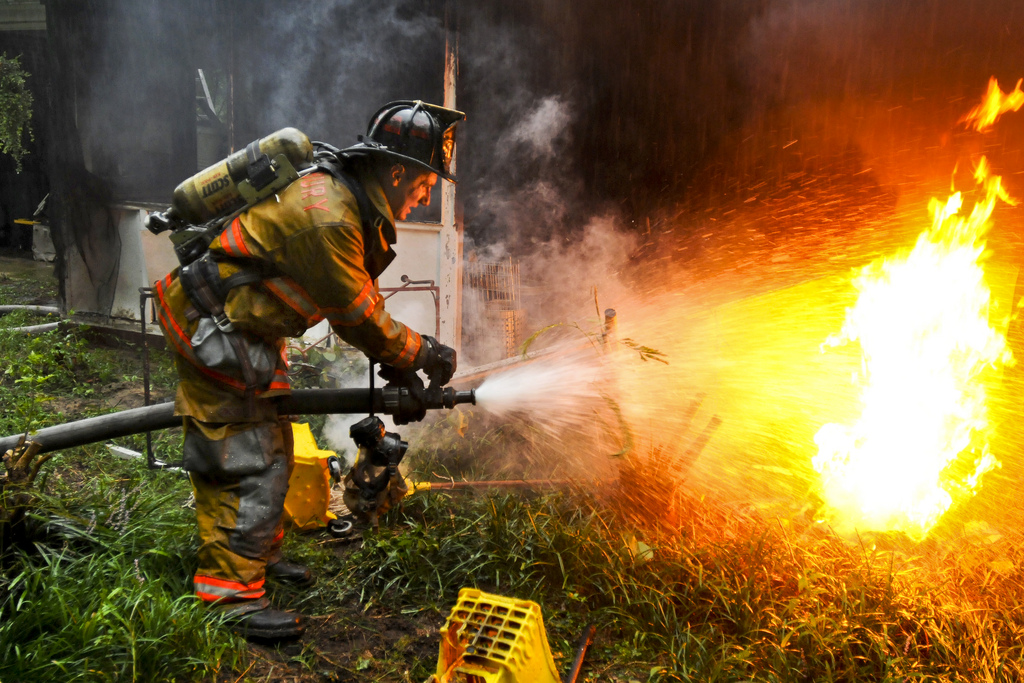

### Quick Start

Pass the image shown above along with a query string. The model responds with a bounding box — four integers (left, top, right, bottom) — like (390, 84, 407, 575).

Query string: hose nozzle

(441, 388, 476, 409)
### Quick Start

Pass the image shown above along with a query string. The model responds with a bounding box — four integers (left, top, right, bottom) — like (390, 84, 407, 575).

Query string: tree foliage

(0, 54, 33, 173)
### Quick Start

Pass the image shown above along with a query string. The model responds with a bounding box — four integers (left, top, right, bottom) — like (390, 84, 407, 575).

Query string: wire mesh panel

(465, 257, 525, 359)
(465, 257, 521, 311)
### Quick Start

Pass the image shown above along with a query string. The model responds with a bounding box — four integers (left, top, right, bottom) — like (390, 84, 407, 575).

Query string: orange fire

(813, 81, 1021, 537)
(960, 76, 1024, 132)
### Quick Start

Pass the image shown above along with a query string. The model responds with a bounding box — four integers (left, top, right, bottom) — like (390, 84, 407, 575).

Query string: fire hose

(0, 304, 62, 335)
(0, 384, 476, 456)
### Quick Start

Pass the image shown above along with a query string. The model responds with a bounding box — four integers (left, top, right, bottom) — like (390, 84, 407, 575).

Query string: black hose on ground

(0, 389, 384, 455)
(564, 624, 597, 683)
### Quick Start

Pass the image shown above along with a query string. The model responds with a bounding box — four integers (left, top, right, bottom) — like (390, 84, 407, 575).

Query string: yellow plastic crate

(282, 422, 337, 530)
(432, 588, 561, 683)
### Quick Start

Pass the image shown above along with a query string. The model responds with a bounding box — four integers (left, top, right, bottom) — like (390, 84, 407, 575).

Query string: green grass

(0, 309, 181, 462)
(0, 305, 234, 682)
(1, 458, 247, 682)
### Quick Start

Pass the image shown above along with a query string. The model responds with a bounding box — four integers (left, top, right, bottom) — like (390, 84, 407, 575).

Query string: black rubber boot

(227, 604, 306, 642)
(266, 559, 316, 587)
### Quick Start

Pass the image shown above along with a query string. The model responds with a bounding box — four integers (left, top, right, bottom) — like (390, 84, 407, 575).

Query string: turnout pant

(155, 283, 296, 606)
(184, 416, 295, 605)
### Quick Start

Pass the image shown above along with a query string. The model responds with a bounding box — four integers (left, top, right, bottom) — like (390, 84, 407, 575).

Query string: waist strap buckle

(213, 312, 236, 334)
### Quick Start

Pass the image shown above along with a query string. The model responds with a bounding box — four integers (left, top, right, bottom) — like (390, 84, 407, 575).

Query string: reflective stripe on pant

(185, 417, 294, 603)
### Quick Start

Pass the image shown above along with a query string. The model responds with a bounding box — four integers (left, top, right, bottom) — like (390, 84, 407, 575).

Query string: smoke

(457, 8, 594, 249)
(520, 215, 638, 324)
(245, 0, 445, 141)
(459, 213, 639, 369)
(60, 0, 1024, 236)
(499, 96, 573, 161)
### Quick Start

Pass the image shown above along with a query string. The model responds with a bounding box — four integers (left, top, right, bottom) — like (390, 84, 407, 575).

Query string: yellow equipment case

(282, 422, 339, 530)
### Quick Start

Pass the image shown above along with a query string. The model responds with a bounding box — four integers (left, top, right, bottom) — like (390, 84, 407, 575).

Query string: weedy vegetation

(3, 268, 1024, 682)
(0, 52, 33, 172)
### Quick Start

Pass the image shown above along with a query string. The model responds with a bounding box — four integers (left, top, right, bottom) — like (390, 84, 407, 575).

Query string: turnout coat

(155, 162, 424, 424)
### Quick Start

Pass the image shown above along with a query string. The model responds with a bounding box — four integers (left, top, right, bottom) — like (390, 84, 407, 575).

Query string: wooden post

(439, 0, 462, 351)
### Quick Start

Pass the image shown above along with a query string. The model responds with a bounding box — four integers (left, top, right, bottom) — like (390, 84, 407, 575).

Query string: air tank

(168, 127, 314, 225)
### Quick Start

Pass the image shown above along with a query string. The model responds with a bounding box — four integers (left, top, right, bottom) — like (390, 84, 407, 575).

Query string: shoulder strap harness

(179, 146, 384, 327)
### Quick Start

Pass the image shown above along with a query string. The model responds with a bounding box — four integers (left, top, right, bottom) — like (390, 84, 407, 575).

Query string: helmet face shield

(440, 126, 456, 176)
(350, 100, 466, 182)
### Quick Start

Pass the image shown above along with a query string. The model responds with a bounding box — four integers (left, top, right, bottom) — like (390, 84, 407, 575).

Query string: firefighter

(154, 101, 463, 641)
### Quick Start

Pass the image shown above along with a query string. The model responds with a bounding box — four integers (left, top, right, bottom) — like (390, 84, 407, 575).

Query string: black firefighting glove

(414, 335, 457, 387)
(377, 362, 418, 388)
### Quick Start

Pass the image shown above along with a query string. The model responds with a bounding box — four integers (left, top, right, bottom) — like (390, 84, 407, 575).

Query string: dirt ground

(227, 601, 443, 682)
(213, 536, 448, 682)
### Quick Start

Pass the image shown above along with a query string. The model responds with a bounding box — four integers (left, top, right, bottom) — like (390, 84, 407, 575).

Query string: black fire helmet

(345, 100, 466, 183)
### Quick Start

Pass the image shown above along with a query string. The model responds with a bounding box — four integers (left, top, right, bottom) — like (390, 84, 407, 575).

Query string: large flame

(960, 77, 1024, 132)
(812, 156, 1014, 537)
